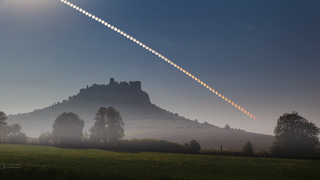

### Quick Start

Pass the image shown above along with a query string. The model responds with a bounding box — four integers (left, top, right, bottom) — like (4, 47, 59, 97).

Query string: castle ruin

(79, 78, 142, 94)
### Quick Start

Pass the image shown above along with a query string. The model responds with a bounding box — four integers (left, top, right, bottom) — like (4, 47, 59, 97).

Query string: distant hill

(8, 78, 274, 150)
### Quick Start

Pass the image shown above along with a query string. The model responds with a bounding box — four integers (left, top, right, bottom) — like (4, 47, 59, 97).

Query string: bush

(189, 139, 201, 152)
(39, 131, 53, 145)
(242, 141, 254, 155)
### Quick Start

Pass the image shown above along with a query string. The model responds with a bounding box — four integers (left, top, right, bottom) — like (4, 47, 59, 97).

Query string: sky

(0, 0, 319, 136)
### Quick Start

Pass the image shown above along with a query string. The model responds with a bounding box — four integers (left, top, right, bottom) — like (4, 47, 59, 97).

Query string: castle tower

(110, 78, 115, 85)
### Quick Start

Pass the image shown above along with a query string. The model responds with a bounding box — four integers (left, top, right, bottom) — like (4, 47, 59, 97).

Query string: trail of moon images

(59, 0, 258, 121)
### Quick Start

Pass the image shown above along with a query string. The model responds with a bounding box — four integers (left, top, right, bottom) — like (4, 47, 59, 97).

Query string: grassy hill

(1, 144, 319, 180)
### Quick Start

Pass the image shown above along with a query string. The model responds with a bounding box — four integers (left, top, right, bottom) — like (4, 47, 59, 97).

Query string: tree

(183, 142, 189, 150)
(52, 112, 84, 146)
(270, 111, 320, 157)
(6, 123, 27, 144)
(106, 107, 125, 145)
(242, 141, 254, 155)
(0, 111, 7, 128)
(0, 112, 27, 144)
(39, 131, 53, 145)
(0, 111, 8, 142)
(89, 107, 108, 144)
(8, 123, 21, 135)
(189, 139, 201, 152)
(224, 124, 231, 130)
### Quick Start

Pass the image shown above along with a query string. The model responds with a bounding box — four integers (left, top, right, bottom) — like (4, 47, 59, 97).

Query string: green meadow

(0, 144, 319, 180)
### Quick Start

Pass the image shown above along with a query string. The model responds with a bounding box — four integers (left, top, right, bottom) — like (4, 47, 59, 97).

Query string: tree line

(0, 107, 201, 153)
(37, 107, 201, 153)
(1, 109, 319, 157)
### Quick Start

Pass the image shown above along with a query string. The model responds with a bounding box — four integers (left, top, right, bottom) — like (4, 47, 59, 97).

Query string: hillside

(7, 78, 274, 150)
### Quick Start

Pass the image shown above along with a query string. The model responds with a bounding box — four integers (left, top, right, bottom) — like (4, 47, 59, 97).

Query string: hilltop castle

(79, 78, 142, 94)
(72, 78, 150, 105)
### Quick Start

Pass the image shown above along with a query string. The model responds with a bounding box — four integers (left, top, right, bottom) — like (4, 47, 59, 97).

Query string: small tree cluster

(184, 139, 201, 152)
(49, 107, 125, 148)
(44, 108, 202, 153)
(6, 123, 28, 144)
(0, 111, 27, 144)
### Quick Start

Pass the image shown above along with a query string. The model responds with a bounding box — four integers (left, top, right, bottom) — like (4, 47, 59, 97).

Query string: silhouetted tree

(106, 107, 124, 145)
(0, 111, 8, 142)
(189, 139, 201, 152)
(52, 112, 84, 146)
(270, 111, 320, 157)
(89, 107, 108, 144)
(39, 131, 53, 145)
(242, 141, 254, 155)
(224, 124, 231, 130)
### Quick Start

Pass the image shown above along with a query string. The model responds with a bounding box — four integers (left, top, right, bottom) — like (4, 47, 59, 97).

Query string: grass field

(0, 144, 320, 180)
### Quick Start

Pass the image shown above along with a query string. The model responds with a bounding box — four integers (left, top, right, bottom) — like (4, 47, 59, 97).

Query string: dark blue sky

(0, 0, 319, 135)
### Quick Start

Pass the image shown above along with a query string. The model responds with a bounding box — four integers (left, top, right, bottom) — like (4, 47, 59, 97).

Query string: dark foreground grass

(0, 144, 320, 180)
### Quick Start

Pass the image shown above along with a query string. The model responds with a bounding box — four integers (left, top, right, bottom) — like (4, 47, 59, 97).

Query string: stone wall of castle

(79, 78, 142, 94)
(108, 78, 141, 91)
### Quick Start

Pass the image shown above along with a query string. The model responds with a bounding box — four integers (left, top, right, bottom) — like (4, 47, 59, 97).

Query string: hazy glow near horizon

(59, 0, 258, 121)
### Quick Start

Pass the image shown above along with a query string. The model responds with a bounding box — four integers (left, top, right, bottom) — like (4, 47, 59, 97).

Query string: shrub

(242, 141, 254, 155)
(189, 139, 201, 152)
